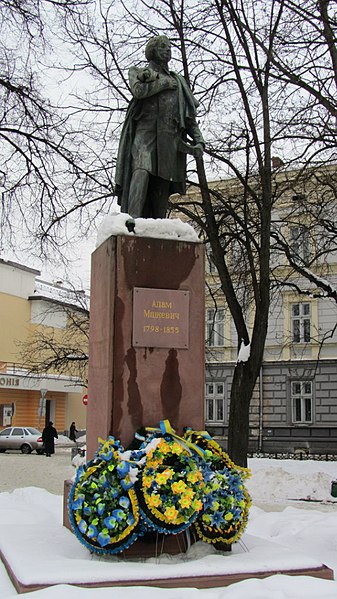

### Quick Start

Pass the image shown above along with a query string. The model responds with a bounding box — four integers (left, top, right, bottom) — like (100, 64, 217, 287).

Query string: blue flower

(87, 524, 98, 538)
(71, 494, 84, 510)
(112, 508, 124, 522)
(117, 461, 130, 477)
(97, 531, 111, 547)
(121, 478, 133, 491)
(119, 496, 130, 509)
(127, 514, 135, 526)
(97, 502, 106, 516)
(103, 516, 117, 530)
(210, 511, 225, 527)
(83, 505, 93, 516)
(101, 450, 113, 461)
(203, 494, 216, 510)
(111, 487, 120, 498)
(78, 519, 88, 534)
(99, 475, 109, 488)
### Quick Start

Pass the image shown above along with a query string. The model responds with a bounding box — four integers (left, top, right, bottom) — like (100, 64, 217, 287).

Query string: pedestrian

(69, 421, 78, 443)
(42, 421, 58, 457)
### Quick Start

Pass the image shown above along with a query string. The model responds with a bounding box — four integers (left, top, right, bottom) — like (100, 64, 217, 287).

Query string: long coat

(42, 424, 58, 455)
(115, 61, 204, 213)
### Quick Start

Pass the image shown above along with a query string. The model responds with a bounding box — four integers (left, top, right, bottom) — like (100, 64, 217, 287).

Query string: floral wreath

(137, 434, 204, 534)
(68, 436, 140, 554)
(69, 421, 251, 554)
(183, 429, 251, 546)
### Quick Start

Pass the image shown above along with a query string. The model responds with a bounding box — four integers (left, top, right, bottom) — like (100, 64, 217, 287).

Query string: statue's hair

(145, 35, 170, 61)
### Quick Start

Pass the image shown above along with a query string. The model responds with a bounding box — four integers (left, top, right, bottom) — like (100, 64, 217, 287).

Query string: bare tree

(0, 0, 113, 260)
(17, 292, 89, 383)
(3, 0, 337, 464)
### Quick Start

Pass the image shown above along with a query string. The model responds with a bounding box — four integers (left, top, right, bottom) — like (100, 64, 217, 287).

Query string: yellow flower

(159, 441, 171, 454)
(164, 506, 179, 522)
(171, 442, 183, 455)
(187, 471, 199, 484)
(179, 494, 192, 509)
(192, 499, 203, 512)
(143, 476, 152, 489)
(225, 512, 233, 521)
(155, 472, 168, 486)
(148, 494, 161, 508)
(183, 487, 195, 499)
(171, 480, 187, 494)
(162, 468, 174, 481)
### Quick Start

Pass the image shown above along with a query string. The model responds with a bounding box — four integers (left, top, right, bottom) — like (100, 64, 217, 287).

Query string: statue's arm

(185, 119, 205, 158)
(129, 66, 177, 100)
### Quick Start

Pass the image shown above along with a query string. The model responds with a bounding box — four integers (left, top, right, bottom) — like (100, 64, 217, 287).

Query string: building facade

(173, 164, 337, 455)
(0, 259, 88, 433)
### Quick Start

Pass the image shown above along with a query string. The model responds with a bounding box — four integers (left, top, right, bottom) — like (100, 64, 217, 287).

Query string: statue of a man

(115, 35, 204, 219)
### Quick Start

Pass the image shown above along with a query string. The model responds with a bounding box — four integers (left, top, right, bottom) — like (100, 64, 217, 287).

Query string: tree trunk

(227, 361, 257, 467)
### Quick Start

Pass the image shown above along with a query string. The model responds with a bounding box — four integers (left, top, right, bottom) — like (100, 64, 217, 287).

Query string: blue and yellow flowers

(69, 423, 251, 555)
(68, 436, 140, 555)
(138, 437, 205, 534)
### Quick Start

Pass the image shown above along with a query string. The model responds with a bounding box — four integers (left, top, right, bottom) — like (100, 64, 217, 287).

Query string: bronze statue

(115, 35, 204, 219)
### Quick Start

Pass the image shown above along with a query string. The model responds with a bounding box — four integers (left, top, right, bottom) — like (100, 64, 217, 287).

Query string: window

(290, 225, 310, 263)
(291, 381, 312, 423)
(0, 429, 11, 436)
(206, 308, 225, 346)
(11, 428, 24, 436)
(205, 382, 225, 423)
(292, 303, 311, 343)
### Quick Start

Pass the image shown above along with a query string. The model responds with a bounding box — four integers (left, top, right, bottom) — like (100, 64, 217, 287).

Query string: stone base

(1, 486, 333, 595)
(1, 546, 333, 595)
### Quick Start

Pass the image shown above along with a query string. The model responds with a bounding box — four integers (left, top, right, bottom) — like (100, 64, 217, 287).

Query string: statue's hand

(137, 68, 158, 82)
(168, 77, 178, 89)
(192, 143, 204, 159)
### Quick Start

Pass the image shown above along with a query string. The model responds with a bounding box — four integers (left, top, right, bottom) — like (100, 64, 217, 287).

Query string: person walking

(69, 421, 78, 443)
(42, 421, 58, 457)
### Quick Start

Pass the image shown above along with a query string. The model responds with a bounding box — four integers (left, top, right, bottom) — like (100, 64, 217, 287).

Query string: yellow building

(0, 259, 88, 433)
(171, 164, 337, 454)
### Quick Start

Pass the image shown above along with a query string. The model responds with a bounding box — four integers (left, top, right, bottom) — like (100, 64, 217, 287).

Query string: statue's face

(153, 37, 171, 65)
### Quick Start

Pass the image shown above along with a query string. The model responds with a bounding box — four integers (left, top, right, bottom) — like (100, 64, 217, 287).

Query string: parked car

(0, 427, 44, 454)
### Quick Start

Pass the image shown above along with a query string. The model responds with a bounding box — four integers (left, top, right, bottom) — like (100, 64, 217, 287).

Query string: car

(0, 427, 44, 454)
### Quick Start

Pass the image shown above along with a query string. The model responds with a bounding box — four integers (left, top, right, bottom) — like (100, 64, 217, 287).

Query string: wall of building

(0, 259, 87, 433)
(206, 359, 337, 454)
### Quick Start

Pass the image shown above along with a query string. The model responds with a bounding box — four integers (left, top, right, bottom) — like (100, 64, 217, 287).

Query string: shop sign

(0, 377, 20, 388)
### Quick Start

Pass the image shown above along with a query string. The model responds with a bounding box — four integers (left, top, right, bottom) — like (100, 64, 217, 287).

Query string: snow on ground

(0, 453, 336, 598)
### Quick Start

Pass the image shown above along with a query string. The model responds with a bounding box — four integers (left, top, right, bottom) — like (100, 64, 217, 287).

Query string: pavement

(0, 449, 75, 495)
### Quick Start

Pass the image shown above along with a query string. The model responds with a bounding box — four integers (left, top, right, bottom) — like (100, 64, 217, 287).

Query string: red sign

(82, 393, 88, 406)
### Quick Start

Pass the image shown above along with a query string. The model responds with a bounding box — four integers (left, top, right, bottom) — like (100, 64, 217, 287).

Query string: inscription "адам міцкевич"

(133, 288, 189, 348)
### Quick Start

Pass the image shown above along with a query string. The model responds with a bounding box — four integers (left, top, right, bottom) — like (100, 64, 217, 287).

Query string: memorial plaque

(133, 287, 189, 349)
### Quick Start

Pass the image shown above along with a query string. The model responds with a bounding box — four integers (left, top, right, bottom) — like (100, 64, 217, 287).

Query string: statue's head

(145, 35, 171, 65)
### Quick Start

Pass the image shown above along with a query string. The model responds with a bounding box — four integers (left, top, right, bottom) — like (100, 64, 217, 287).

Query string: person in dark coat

(42, 421, 58, 457)
(69, 421, 78, 443)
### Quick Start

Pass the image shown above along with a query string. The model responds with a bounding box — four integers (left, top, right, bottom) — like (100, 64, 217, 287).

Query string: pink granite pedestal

(86, 234, 205, 458)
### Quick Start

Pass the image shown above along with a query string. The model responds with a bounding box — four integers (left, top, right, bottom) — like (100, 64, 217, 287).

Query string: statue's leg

(127, 169, 149, 218)
(148, 176, 170, 218)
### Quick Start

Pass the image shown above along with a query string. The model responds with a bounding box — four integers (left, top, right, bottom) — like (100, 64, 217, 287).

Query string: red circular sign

(82, 393, 88, 406)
